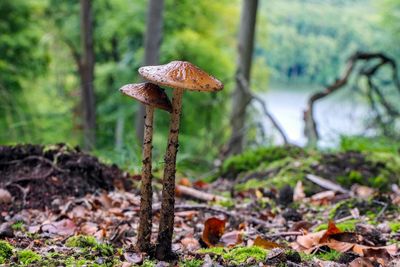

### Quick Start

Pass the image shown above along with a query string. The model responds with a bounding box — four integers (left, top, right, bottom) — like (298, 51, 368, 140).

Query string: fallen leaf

(253, 236, 282, 249)
(179, 177, 192, 187)
(41, 219, 76, 236)
(181, 237, 200, 251)
(295, 230, 325, 249)
(351, 185, 375, 199)
(320, 220, 342, 243)
(124, 252, 143, 264)
(349, 257, 375, 267)
(201, 217, 226, 247)
(310, 190, 336, 205)
(220, 230, 243, 247)
(193, 180, 208, 189)
(0, 188, 12, 204)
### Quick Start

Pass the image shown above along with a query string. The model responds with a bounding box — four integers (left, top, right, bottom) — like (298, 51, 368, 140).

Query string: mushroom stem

(136, 105, 154, 252)
(155, 88, 184, 259)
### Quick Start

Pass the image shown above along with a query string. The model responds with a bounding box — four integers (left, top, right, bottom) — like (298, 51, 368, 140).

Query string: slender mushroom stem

(136, 105, 154, 252)
(155, 88, 184, 259)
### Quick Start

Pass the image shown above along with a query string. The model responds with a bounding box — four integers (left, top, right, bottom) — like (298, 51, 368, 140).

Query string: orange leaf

(320, 220, 342, 243)
(201, 217, 226, 247)
(253, 236, 282, 249)
(193, 180, 208, 189)
(179, 177, 192, 187)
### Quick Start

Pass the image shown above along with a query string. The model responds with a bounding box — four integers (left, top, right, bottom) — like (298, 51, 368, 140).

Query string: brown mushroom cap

(138, 61, 224, 92)
(119, 83, 172, 113)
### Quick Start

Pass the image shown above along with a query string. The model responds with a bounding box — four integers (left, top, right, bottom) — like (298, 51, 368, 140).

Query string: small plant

(180, 258, 204, 267)
(17, 249, 42, 265)
(66, 235, 97, 248)
(11, 221, 25, 231)
(198, 246, 268, 264)
(0, 240, 14, 264)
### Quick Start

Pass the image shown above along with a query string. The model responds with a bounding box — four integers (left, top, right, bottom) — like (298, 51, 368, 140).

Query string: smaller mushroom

(119, 82, 172, 252)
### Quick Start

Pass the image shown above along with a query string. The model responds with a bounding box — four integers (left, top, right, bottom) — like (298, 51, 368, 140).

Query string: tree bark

(227, 0, 259, 156)
(135, 0, 165, 144)
(136, 105, 154, 252)
(155, 88, 183, 260)
(80, 0, 96, 150)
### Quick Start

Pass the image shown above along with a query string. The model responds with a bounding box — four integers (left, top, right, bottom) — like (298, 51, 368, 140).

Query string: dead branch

(303, 51, 400, 147)
(237, 74, 289, 145)
(305, 174, 349, 194)
(175, 185, 228, 202)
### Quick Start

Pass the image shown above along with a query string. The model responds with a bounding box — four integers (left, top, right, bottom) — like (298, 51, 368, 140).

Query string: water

(258, 87, 370, 147)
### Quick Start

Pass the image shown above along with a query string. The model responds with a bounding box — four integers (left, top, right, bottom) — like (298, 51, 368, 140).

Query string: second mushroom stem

(137, 105, 154, 252)
(155, 88, 184, 258)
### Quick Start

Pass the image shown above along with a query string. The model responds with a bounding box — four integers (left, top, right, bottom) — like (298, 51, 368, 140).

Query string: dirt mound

(0, 144, 132, 211)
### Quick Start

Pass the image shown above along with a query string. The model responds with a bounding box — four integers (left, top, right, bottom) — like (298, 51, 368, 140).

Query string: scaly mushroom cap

(138, 61, 224, 92)
(119, 83, 172, 113)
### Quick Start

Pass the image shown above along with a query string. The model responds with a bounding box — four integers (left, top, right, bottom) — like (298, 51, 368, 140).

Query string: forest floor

(0, 144, 399, 266)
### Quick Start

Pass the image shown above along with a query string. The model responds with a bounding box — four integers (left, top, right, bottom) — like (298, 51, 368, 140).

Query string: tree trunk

(135, 0, 165, 144)
(227, 0, 259, 156)
(80, 0, 96, 150)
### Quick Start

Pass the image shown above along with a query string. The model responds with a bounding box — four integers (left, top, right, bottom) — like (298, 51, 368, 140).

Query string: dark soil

(0, 144, 132, 212)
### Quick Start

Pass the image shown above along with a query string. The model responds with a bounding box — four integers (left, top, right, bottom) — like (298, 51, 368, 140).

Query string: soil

(0, 144, 132, 212)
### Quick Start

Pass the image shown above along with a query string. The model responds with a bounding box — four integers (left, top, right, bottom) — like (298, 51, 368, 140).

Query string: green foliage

(340, 136, 400, 154)
(314, 220, 359, 232)
(11, 221, 25, 231)
(179, 259, 204, 267)
(388, 221, 400, 232)
(17, 249, 42, 265)
(66, 235, 98, 248)
(222, 145, 305, 178)
(198, 246, 268, 264)
(0, 241, 14, 262)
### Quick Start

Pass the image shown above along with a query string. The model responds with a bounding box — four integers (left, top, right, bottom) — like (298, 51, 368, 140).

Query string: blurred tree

(135, 0, 165, 144)
(79, 0, 96, 150)
(226, 0, 259, 156)
(0, 0, 47, 141)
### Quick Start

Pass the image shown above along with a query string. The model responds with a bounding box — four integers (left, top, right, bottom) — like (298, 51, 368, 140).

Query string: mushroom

(138, 61, 224, 259)
(119, 82, 172, 252)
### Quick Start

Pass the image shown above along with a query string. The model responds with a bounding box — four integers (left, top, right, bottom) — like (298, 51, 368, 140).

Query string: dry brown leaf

(310, 190, 336, 205)
(201, 217, 226, 247)
(253, 236, 282, 249)
(220, 230, 243, 247)
(181, 237, 200, 251)
(41, 219, 76, 236)
(349, 257, 375, 267)
(0, 188, 12, 204)
(295, 230, 325, 249)
(351, 185, 375, 199)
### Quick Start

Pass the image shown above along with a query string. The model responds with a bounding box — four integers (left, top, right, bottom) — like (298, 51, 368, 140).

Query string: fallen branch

(175, 185, 228, 202)
(305, 174, 349, 194)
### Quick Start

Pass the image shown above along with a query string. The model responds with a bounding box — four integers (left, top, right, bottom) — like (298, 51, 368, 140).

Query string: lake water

(258, 87, 371, 147)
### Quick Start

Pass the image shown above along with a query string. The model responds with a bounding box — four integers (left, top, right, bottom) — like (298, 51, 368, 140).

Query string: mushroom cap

(119, 83, 172, 113)
(138, 61, 224, 92)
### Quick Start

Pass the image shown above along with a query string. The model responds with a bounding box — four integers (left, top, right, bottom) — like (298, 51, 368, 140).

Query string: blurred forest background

(1, 0, 400, 173)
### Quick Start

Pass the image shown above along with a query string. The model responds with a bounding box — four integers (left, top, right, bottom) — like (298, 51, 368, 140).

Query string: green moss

(299, 252, 314, 262)
(11, 221, 25, 231)
(94, 243, 114, 257)
(225, 246, 267, 264)
(179, 259, 204, 267)
(222, 145, 305, 178)
(314, 219, 359, 232)
(66, 235, 97, 248)
(141, 259, 156, 267)
(215, 198, 235, 208)
(0, 240, 14, 262)
(198, 246, 267, 265)
(316, 250, 342, 261)
(17, 249, 42, 265)
(388, 221, 400, 232)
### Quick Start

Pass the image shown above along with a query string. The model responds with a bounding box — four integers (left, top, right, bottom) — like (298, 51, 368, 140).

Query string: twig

(175, 185, 227, 202)
(305, 174, 349, 193)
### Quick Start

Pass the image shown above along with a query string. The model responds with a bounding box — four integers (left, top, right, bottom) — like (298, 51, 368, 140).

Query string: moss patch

(17, 249, 42, 265)
(314, 219, 359, 232)
(198, 246, 268, 265)
(0, 240, 14, 264)
(66, 235, 97, 248)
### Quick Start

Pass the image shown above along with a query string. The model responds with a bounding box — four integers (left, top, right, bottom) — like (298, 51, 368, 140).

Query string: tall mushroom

(138, 61, 224, 259)
(119, 82, 172, 252)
